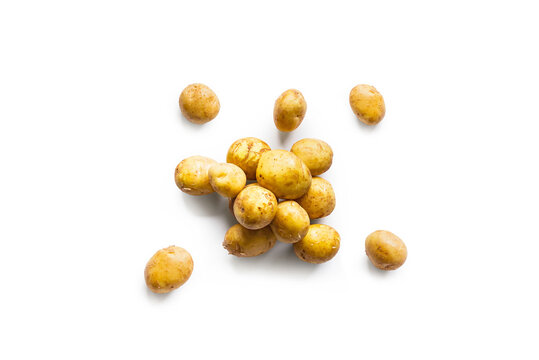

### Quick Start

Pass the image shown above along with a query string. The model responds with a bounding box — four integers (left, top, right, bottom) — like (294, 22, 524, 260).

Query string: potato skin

(270, 201, 310, 244)
(273, 89, 307, 132)
(223, 224, 276, 257)
(174, 156, 217, 195)
(349, 84, 385, 125)
(144, 246, 194, 294)
(233, 184, 278, 230)
(296, 177, 335, 219)
(365, 230, 407, 270)
(179, 83, 220, 124)
(227, 137, 271, 180)
(290, 138, 333, 176)
(256, 150, 312, 199)
(293, 224, 340, 264)
(208, 163, 246, 198)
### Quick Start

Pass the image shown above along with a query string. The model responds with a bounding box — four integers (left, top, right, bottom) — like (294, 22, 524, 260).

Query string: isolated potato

(273, 89, 307, 132)
(227, 137, 271, 180)
(293, 224, 340, 264)
(174, 156, 217, 195)
(179, 83, 220, 124)
(290, 138, 333, 176)
(365, 230, 407, 270)
(296, 177, 335, 219)
(349, 84, 385, 125)
(223, 224, 276, 257)
(270, 201, 310, 244)
(208, 163, 246, 198)
(144, 246, 194, 294)
(233, 183, 278, 230)
(256, 150, 312, 199)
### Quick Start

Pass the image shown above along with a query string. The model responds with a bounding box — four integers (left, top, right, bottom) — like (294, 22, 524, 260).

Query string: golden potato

(273, 89, 307, 132)
(290, 138, 333, 176)
(349, 84, 385, 125)
(208, 163, 246, 198)
(179, 83, 220, 124)
(174, 156, 217, 195)
(223, 224, 276, 257)
(270, 201, 310, 244)
(144, 246, 194, 294)
(365, 230, 407, 270)
(293, 224, 340, 264)
(256, 150, 312, 199)
(226, 137, 271, 180)
(233, 183, 277, 230)
(296, 177, 335, 219)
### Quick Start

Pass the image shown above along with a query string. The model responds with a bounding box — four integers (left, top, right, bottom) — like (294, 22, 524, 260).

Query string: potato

(270, 201, 310, 244)
(273, 89, 307, 132)
(365, 230, 407, 270)
(296, 177, 335, 219)
(144, 246, 194, 294)
(256, 150, 312, 199)
(223, 224, 276, 257)
(290, 138, 333, 176)
(349, 84, 385, 125)
(227, 137, 271, 180)
(293, 224, 340, 264)
(208, 163, 246, 198)
(233, 183, 277, 230)
(179, 83, 220, 124)
(174, 156, 217, 195)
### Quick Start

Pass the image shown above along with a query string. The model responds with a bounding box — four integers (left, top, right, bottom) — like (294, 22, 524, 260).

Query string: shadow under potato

(181, 192, 226, 217)
(364, 256, 391, 277)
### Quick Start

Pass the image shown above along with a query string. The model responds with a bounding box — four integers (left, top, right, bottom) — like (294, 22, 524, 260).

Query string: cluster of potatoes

(144, 83, 407, 294)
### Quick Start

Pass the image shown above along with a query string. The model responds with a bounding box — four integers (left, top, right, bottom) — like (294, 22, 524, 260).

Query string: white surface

(1, 1, 538, 359)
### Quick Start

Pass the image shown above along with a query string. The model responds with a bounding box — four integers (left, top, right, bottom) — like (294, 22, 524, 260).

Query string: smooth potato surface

(293, 224, 340, 264)
(223, 224, 276, 257)
(256, 150, 312, 199)
(273, 89, 307, 132)
(144, 246, 194, 293)
(179, 83, 220, 124)
(226, 137, 271, 180)
(208, 163, 246, 198)
(349, 84, 385, 125)
(365, 230, 407, 270)
(174, 156, 217, 195)
(296, 177, 335, 219)
(270, 201, 310, 244)
(290, 138, 333, 176)
(233, 184, 278, 230)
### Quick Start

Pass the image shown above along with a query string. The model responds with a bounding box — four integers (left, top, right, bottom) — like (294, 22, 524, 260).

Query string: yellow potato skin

(223, 224, 276, 257)
(293, 224, 340, 264)
(144, 246, 194, 294)
(179, 83, 220, 124)
(227, 137, 271, 180)
(273, 89, 307, 132)
(208, 163, 246, 198)
(233, 184, 278, 230)
(256, 150, 312, 200)
(296, 177, 335, 219)
(270, 201, 310, 244)
(365, 230, 407, 270)
(174, 156, 217, 195)
(349, 84, 385, 125)
(290, 138, 333, 176)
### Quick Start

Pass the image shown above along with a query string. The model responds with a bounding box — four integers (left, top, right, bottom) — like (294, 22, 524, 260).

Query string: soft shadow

(278, 131, 292, 145)
(177, 111, 208, 131)
(144, 284, 174, 302)
(180, 192, 226, 217)
(364, 257, 391, 277)
(354, 114, 382, 132)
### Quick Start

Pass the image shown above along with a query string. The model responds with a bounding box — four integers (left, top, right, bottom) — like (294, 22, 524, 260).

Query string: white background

(1, 1, 538, 359)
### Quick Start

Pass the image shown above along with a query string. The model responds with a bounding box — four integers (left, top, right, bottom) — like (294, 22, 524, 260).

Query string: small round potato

(270, 201, 310, 244)
(223, 224, 276, 257)
(293, 224, 340, 264)
(227, 137, 271, 180)
(179, 83, 220, 124)
(256, 150, 312, 199)
(349, 84, 385, 125)
(144, 246, 194, 294)
(365, 230, 407, 270)
(273, 89, 307, 132)
(174, 156, 217, 195)
(290, 138, 333, 176)
(208, 163, 246, 198)
(296, 177, 335, 219)
(233, 184, 278, 230)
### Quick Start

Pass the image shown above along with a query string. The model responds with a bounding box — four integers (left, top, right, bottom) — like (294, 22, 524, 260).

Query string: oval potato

(179, 83, 220, 124)
(223, 224, 276, 257)
(349, 84, 385, 125)
(365, 230, 407, 270)
(273, 89, 307, 132)
(227, 137, 271, 180)
(208, 163, 246, 198)
(144, 246, 194, 293)
(290, 138, 333, 176)
(174, 156, 217, 195)
(293, 224, 340, 264)
(270, 201, 310, 244)
(296, 177, 335, 219)
(233, 183, 278, 230)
